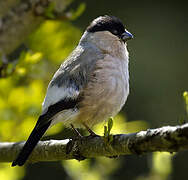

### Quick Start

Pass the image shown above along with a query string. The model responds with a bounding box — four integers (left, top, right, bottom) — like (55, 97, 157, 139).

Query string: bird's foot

(66, 124, 83, 154)
(71, 124, 83, 137)
(87, 129, 100, 138)
(66, 124, 86, 160)
(73, 150, 86, 161)
(66, 137, 86, 161)
(66, 136, 86, 161)
(107, 155, 119, 159)
(83, 123, 100, 138)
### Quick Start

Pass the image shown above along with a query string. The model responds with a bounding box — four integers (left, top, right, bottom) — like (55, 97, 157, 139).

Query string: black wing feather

(12, 98, 78, 166)
(12, 118, 51, 166)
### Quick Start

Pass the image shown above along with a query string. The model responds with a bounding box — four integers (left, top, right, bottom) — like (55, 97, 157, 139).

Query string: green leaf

(68, 3, 86, 20)
(104, 125, 108, 137)
(103, 118, 114, 144)
(183, 91, 188, 117)
(44, 2, 56, 19)
(109, 135, 113, 143)
(107, 117, 113, 135)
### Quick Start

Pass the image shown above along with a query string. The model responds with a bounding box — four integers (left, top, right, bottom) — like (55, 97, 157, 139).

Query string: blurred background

(0, 0, 188, 179)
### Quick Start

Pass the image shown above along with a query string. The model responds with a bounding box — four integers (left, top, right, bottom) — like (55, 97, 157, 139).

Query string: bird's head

(86, 15, 133, 43)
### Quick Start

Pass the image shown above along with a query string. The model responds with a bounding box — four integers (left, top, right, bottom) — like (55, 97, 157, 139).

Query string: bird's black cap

(87, 15, 126, 38)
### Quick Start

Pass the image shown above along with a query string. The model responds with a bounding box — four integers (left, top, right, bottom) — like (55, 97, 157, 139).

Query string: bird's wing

(40, 44, 104, 126)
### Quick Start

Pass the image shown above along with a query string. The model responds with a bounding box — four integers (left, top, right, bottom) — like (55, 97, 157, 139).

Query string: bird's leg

(83, 123, 99, 137)
(71, 124, 82, 137)
(66, 124, 85, 161)
(66, 124, 82, 154)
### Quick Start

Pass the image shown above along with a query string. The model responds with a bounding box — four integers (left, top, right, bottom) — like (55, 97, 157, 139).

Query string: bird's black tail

(12, 118, 51, 167)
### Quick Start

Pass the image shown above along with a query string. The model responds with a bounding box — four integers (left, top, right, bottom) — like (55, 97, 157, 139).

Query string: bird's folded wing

(39, 45, 104, 127)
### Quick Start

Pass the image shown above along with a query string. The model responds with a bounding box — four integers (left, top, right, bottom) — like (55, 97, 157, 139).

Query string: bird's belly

(93, 77, 128, 123)
(77, 57, 129, 127)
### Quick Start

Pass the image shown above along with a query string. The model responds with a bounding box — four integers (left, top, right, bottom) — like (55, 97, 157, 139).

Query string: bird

(12, 15, 133, 166)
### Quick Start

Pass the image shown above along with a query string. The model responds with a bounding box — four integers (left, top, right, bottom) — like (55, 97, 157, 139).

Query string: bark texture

(0, 0, 72, 55)
(0, 123, 188, 164)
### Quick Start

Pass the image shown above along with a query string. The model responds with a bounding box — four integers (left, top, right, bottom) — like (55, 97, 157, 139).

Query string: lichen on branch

(0, 123, 188, 164)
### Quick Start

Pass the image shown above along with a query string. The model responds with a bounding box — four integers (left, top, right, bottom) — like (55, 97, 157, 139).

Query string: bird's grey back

(50, 42, 104, 90)
(42, 41, 105, 116)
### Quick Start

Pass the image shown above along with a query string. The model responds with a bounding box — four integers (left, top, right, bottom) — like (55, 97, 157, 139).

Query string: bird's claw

(66, 136, 86, 161)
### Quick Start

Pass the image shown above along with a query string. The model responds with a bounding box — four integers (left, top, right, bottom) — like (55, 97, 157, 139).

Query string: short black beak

(121, 30, 133, 42)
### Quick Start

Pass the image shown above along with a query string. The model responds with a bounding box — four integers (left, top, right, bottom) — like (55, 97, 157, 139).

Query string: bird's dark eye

(112, 29, 118, 35)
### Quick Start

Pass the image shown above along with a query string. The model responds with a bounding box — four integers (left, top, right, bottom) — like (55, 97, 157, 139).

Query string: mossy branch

(0, 0, 72, 56)
(0, 123, 188, 165)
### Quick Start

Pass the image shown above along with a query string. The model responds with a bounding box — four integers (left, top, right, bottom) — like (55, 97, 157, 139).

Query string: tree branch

(0, 0, 72, 56)
(0, 0, 20, 17)
(1, 123, 188, 164)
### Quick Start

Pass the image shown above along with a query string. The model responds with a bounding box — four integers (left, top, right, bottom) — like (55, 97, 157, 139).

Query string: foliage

(103, 117, 114, 143)
(0, 163, 24, 180)
(183, 91, 188, 118)
(0, 19, 81, 179)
